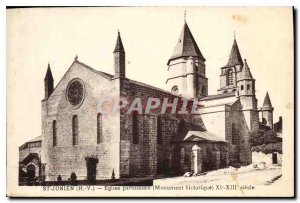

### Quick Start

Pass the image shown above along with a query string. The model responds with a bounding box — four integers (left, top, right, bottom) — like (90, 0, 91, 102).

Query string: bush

(252, 142, 282, 154)
(70, 172, 77, 185)
(229, 162, 241, 169)
(250, 130, 281, 147)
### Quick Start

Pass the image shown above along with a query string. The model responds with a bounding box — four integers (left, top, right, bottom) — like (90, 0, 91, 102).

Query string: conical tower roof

(168, 21, 205, 65)
(263, 92, 272, 107)
(44, 63, 53, 81)
(225, 38, 243, 67)
(240, 59, 253, 80)
(113, 31, 125, 53)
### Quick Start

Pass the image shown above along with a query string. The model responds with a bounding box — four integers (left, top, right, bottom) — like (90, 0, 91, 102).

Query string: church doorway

(272, 153, 278, 164)
(85, 156, 99, 184)
(27, 164, 35, 180)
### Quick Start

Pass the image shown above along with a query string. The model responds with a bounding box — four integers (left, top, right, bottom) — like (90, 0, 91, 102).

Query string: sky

(7, 7, 293, 146)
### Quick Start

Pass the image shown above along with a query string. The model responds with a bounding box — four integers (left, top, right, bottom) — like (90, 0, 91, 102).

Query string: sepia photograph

(6, 6, 294, 197)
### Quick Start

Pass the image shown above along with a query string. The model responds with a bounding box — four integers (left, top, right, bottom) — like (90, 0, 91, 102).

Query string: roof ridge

(75, 60, 114, 79)
(200, 92, 236, 101)
(46, 60, 114, 101)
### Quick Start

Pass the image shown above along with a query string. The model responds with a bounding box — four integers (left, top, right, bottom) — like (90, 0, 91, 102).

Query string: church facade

(19, 20, 279, 182)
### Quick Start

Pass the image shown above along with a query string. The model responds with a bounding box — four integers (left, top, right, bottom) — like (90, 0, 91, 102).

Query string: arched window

(247, 84, 250, 90)
(72, 115, 78, 145)
(227, 69, 233, 86)
(241, 85, 244, 91)
(157, 116, 162, 144)
(171, 85, 179, 94)
(201, 86, 206, 96)
(97, 113, 102, 144)
(132, 111, 139, 144)
(178, 120, 184, 135)
(232, 123, 238, 145)
(53, 120, 57, 147)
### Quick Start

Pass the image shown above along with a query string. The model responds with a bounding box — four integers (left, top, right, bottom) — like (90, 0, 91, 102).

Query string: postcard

(6, 6, 294, 197)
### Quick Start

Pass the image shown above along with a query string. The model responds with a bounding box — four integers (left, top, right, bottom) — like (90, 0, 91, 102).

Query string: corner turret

(44, 63, 54, 99)
(113, 31, 125, 78)
(261, 92, 274, 128)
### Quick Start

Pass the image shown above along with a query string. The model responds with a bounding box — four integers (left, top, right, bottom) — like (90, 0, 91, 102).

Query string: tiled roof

(19, 136, 42, 151)
(224, 38, 243, 67)
(168, 22, 205, 65)
(20, 153, 39, 165)
(113, 31, 125, 53)
(240, 59, 253, 80)
(28, 136, 42, 143)
(200, 92, 236, 101)
(44, 63, 53, 80)
(263, 92, 272, 107)
(75, 60, 114, 79)
(183, 131, 227, 142)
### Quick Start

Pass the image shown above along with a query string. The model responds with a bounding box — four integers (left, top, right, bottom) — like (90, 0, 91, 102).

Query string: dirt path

(154, 167, 282, 187)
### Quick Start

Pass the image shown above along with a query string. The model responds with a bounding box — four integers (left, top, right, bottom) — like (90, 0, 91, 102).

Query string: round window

(67, 79, 85, 108)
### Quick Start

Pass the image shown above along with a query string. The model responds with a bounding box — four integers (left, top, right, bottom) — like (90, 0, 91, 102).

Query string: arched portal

(27, 164, 35, 180)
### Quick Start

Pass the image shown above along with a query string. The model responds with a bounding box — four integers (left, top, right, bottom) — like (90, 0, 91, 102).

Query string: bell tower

(166, 21, 207, 99)
(218, 36, 244, 94)
(261, 92, 274, 128)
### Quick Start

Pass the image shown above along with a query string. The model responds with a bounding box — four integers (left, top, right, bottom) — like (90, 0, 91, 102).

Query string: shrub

(230, 162, 241, 169)
(250, 130, 281, 147)
(70, 172, 77, 185)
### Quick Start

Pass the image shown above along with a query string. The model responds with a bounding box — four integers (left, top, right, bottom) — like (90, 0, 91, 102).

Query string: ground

(153, 164, 282, 196)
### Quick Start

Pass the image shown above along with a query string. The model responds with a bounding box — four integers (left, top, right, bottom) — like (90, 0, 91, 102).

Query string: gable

(48, 60, 114, 101)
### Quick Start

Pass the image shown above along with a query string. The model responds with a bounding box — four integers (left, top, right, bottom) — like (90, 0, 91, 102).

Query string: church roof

(224, 38, 243, 67)
(20, 153, 40, 165)
(19, 136, 42, 151)
(183, 131, 227, 142)
(168, 21, 205, 65)
(263, 92, 272, 107)
(73, 60, 180, 98)
(113, 31, 125, 53)
(75, 60, 114, 79)
(44, 63, 54, 80)
(200, 92, 236, 101)
(240, 59, 253, 80)
(28, 136, 42, 143)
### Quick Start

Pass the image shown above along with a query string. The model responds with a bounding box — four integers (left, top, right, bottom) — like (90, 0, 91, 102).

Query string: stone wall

(166, 58, 187, 94)
(262, 110, 273, 129)
(228, 99, 252, 165)
(172, 142, 227, 175)
(252, 151, 282, 166)
(119, 79, 203, 177)
(42, 61, 121, 181)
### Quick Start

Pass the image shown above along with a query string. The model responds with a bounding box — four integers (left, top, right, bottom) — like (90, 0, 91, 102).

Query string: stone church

(19, 20, 279, 181)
